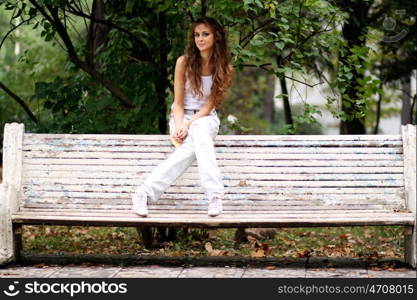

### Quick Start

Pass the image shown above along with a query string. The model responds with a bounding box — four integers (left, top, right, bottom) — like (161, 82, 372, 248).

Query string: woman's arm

(171, 55, 186, 130)
(184, 96, 215, 127)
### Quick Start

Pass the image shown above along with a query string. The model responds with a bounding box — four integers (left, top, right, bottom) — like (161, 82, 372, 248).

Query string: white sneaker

(208, 196, 223, 217)
(132, 190, 148, 217)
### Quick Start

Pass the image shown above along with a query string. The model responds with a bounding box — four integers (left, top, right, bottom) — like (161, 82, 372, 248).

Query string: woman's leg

(137, 115, 196, 202)
(140, 139, 196, 201)
(188, 115, 224, 203)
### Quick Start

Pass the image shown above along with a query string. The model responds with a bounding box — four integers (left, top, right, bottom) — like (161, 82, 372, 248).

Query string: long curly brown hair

(184, 17, 233, 108)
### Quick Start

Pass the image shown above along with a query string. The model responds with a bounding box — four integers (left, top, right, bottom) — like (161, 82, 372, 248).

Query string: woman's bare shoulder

(175, 55, 188, 75)
(176, 55, 188, 66)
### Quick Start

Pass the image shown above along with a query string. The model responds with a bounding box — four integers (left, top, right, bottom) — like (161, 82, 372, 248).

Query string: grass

(21, 225, 405, 259)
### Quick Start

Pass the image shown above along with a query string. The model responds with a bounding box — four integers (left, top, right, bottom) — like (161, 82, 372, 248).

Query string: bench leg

(234, 227, 248, 248)
(404, 226, 416, 269)
(12, 224, 22, 262)
(0, 184, 16, 265)
(401, 125, 416, 269)
(136, 226, 154, 249)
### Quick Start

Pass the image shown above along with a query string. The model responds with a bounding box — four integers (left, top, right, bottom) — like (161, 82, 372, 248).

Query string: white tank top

(171, 74, 213, 111)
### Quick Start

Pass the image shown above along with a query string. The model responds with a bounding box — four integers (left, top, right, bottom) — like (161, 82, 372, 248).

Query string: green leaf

(275, 41, 285, 50)
(125, 0, 135, 13)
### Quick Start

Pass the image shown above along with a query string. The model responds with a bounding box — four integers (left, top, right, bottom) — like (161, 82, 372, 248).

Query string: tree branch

(201, 0, 206, 17)
(183, 0, 194, 22)
(240, 19, 274, 48)
(280, 11, 337, 64)
(240, 63, 324, 88)
(0, 15, 36, 51)
(28, 0, 133, 109)
(64, 3, 153, 62)
(0, 81, 38, 123)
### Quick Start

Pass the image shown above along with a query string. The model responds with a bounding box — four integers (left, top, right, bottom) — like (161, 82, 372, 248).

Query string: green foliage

(0, 5, 67, 125)
(278, 103, 323, 135)
(326, 41, 383, 123)
(220, 67, 272, 134)
(1, 0, 411, 138)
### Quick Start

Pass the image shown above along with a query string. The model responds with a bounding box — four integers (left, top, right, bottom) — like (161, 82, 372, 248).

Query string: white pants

(139, 110, 224, 202)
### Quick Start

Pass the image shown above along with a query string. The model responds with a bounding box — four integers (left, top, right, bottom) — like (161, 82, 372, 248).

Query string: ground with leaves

(21, 226, 404, 261)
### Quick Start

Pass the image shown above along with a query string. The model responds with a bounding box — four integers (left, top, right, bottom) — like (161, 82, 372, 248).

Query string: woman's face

(194, 23, 215, 52)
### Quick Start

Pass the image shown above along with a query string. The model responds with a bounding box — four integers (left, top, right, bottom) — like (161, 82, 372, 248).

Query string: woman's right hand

(173, 123, 189, 143)
(170, 132, 181, 145)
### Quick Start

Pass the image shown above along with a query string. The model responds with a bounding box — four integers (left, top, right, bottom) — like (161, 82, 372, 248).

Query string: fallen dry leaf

(205, 242, 227, 256)
(191, 241, 202, 247)
(260, 243, 271, 256)
(292, 249, 312, 258)
(250, 248, 266, 257)
(205, 242, 213, 252)
(282, 239, 296, 246)
(247, 235, 258, 244)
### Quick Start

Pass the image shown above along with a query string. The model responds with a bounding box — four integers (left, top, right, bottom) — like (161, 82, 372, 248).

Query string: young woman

(132, 17, 233, 217)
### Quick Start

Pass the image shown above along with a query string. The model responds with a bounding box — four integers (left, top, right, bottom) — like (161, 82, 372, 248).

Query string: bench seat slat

(21, 191, 405, 202)
(23, 133, 402, 140)
(17, 208, 409, 214)
(21, 170, 404, 181)
(23, 140, 404, 147)
(23, 151, 404, 160)
(22, 158, 405, 167)
(13, 211, 413, 219)
(20, 184, 403, 194)
(22, 165, 404, 175)
(22, 178, 405, 187)
(22, 202, 404, 209)
(23, 145, 403, 154)
(12, 211, 415, 227)
(21, 203, 405, 211)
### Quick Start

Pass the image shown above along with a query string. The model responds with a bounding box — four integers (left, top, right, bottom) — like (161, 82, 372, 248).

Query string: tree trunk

(401, 76, 412, 125)
(86, 0, 110, 69)
(279, 75, 293, 128)
(373, 80, 383, 134)
(156, 12, 168, 133)
(263, 75, 275, 123)
(337, 0, 371, 134)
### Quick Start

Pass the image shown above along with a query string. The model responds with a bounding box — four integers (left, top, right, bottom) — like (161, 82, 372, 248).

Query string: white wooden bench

(1, 122, 415, 268)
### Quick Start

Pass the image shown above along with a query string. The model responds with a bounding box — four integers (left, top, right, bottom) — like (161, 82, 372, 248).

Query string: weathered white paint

(11, 212, 415, 227)
(0, 123, 24, 265)
(402, 125, 417, 268)
(0, 184, 9, 265)
(22, 150, 404, 160)
(2, 123, 416, 267)
(20, 190, 404, 202)
(24, 132, 402, 140)
(18, 127, 410, 218)
(24, 144, 403, 154)
(22, 164, 404, 174)
(22, 170, 404, 181)
(22, 157, 404, 167)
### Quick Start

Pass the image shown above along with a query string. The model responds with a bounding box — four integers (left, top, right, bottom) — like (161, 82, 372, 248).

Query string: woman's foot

(208, 196, 223, 217)
(132, 190, 148, 217)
